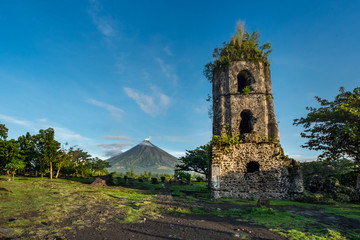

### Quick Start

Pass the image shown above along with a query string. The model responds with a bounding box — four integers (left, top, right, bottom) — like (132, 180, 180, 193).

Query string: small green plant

(264, 138, 277, 144)
(242, 86, 251, 95)
(211, 134, 242, 153)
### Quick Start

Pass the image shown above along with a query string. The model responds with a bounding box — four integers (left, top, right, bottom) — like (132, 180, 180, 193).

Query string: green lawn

(1, 177, 359, 240)
(0, 176, 158, 239)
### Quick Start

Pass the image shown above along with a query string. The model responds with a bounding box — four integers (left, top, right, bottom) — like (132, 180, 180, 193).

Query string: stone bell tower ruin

(210, 60, 303, 199)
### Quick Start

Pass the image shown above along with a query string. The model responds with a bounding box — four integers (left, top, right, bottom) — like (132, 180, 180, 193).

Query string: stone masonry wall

(211, 143, 303, 199)
(211, 60, 303, 199)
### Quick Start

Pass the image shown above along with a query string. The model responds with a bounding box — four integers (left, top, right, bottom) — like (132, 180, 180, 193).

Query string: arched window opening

(240, 110, 256, 134)
(247, 161, 260, 173)
(237, 70, 255, 93)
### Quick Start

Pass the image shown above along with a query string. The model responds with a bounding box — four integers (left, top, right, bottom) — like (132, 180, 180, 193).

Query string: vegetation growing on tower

(204, 23, 272, 82)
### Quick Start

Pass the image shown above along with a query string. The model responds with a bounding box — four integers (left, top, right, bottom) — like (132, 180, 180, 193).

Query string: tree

(18, 132, 37, 172)
(0, 124, 25, 179)
(69, 147, 91, 177)
(293, 87, 360, 162)
(3, 139, 25, 180)
(54, 144, 71, 179)
(176, 144, 211, 177)
(33, 128, 60, 179)
(0, 123, 8, 140)
(294, 87, 360, 188)
(1, 139, 25, 180)
(90, 157, 111, 176)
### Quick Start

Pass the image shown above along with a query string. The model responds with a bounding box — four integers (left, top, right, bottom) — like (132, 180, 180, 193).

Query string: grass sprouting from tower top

(204, 22, 272, 83)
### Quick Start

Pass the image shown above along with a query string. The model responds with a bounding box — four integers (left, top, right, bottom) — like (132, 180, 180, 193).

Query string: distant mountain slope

(106, 140, 179, 174)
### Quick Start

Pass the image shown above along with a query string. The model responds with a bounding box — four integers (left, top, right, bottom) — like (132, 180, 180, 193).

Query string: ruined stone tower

(211, 61, 303, 199)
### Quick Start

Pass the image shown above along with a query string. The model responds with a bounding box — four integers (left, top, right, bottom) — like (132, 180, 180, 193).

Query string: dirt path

(63, 183, 284, 240)
(65, 213, 284, 240)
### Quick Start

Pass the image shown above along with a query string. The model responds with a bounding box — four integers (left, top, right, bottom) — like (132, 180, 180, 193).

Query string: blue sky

(0, 0, 359, 160)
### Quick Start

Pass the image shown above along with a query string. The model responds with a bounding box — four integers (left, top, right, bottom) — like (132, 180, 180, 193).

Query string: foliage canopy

(204, 23, 272, 82)
(176, 144, 211, 177)
(293, 87, 360, 162)
(0, 123, 111, 179)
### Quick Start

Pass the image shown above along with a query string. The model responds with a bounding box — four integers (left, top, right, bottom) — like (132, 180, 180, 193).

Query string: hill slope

(106, 140, 179, 174)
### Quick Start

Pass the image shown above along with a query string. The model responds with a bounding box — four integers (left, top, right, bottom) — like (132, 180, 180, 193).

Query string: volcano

(106, 140, 179, 174)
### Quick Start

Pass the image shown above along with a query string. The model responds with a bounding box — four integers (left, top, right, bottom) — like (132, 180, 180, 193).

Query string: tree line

(0, 125, 110, 180)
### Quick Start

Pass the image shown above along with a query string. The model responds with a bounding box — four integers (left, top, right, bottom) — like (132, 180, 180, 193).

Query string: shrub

(299, 192, 336, 205)
(196, 176, 203, 182)
(309, 175, 324, 193)
(178, 171, 191, 183)
(334, 193, 350, 203)
(160, 176, 166, 183)
(151, 177, 158, 184)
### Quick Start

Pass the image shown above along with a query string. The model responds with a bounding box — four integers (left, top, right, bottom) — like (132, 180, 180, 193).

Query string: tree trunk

(49, 161, 53, 179)
(357, 173, 360, 189)
(55, 162, 62, 179)
(12, 171, 15, 181)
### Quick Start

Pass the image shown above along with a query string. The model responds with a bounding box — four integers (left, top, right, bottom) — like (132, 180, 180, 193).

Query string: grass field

(0, 177, 359, 240)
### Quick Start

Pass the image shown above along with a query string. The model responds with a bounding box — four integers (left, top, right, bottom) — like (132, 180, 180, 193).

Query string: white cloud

(98, 142, 132, 157)
(155, 131, 211, 143)
(102, 135, 135, 141)
(123, 86, 170, 117)
(194, 105, 208, 114)
(0, 114, 89, 142)
(87, 98, 123, 121)
(88, 0, 116, 38)
(155, 58, 178, 86)
(0, 114, 33, 128)
(53, 127, 90, 141)
(165, 149, 184, 158)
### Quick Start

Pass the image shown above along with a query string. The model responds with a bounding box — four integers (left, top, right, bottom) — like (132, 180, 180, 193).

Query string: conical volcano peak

(106, 139, 178, 174)
(140, 139, 154, 147)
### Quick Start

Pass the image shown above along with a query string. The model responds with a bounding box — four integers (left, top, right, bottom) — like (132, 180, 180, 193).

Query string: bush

(196, 176, 203, 182)
(309, 175, 324, 193)
(178, 171, 191, 183)
(151, 177, 158, 184)
(323, 177, 339, 194)
(337, 185, 359, 203)
(299, 192, 336, 205)
(160, 176, 166, 183)
(334, 193, 350, 203)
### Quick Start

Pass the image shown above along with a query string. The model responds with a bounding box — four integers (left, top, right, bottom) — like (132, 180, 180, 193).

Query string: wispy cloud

(165, 149, 184, 158)
(0, 114, 89, 141)
(86, 98, 123, 121)
(155, 58, 178, 87)
(194, 105, 208, 114)
(98, 142, 132, 157)
(53, 127, 89, 141)
(0, 114, 33, 128)
(123, 86, 170, 117)
(154, 131, 211, 143)
(102, 135, 135, 141)
(163, 46, 173, 56)
(88, 0, 116, 38)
